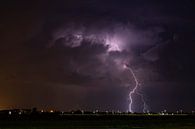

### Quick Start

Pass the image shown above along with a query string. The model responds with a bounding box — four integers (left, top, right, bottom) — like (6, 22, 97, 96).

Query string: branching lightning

(124, 64, 148, 113)
(136, 91, 148, 113)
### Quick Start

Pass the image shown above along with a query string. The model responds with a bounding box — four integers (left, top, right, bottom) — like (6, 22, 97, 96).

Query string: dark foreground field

(0, 114, 195, 129)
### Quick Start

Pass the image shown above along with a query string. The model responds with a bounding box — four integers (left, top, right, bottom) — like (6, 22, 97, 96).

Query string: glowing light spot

(105, 36, 122, 52)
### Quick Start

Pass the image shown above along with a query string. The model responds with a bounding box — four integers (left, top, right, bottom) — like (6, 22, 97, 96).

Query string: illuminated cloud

(0, 0, 194, 112)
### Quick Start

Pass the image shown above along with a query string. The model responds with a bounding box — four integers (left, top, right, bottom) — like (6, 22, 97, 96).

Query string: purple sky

(0, 0, 195, 112)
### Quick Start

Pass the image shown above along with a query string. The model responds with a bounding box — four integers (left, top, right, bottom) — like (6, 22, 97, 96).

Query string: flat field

(0, 114, 195, 129)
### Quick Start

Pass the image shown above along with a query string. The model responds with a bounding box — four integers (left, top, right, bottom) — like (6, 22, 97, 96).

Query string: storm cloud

(0, 0, 195, 112)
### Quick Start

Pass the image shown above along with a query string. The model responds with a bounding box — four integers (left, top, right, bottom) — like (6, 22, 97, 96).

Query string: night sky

(0, 0, 195, 112)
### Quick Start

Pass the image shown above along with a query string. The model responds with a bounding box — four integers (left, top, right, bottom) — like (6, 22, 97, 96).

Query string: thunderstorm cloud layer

(0, 0, 195, 112)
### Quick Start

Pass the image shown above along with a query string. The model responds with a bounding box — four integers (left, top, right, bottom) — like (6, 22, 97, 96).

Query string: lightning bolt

(137, 91, 148, 113)
(124, 64, 148, 113)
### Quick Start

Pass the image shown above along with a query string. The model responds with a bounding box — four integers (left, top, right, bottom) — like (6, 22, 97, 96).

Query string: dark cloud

(0, 0, 195, 112)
